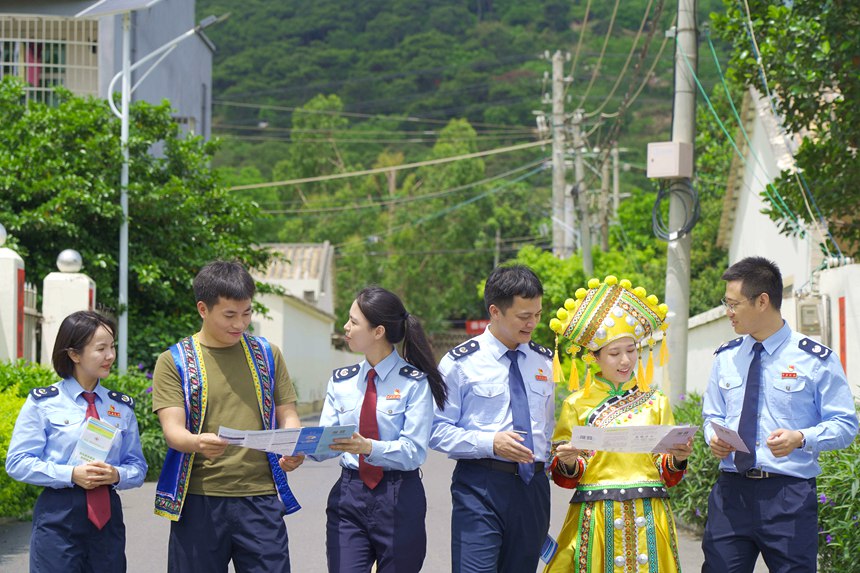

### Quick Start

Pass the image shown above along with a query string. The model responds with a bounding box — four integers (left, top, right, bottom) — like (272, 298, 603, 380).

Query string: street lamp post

(106, 13, 225, 372)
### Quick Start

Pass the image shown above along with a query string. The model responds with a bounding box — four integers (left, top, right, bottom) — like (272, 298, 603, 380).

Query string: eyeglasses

(720, 296, 758, 313)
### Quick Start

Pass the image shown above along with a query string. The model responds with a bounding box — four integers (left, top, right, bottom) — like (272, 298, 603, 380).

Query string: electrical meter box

(646, 142, 693, 179)
(796, 295, 830, 346)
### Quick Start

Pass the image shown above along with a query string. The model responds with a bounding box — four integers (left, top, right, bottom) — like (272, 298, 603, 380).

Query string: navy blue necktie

(505, 350, 535, 483)
(735, 342, 764, 473)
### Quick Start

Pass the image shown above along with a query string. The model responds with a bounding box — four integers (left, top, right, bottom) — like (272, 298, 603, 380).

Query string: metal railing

(22, 281, 41, 363)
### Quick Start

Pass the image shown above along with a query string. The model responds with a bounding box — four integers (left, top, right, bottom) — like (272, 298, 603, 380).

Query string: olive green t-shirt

(151, 339, 297, 496)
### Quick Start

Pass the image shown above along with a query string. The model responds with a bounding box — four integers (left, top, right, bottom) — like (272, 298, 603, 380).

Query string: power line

(334, 164, 547, 250)
(215, 100, 530, 130)
(585, 0, 654, 119)
(228, 140, 550, 191)
(214, 133, 537, 145)
(565, 0, 593, 99)
(213, 123, 535, 136)
(576, 0, 622, 109)
(260, 158, 548, 215)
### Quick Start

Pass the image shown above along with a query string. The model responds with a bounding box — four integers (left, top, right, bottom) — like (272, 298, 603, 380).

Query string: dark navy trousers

(30, 486, 127, 573)
(168, 493, 290, 573)
(450, 460, 550, 573)
(702, 472, 818, 573)
(326, 467, 427, 573)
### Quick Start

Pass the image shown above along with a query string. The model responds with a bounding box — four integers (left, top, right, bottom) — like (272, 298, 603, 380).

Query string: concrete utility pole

(664, 0, 698, 403)
(612, 145, 621, 220)
(572, 109, 593, 275)
(551, 50, 568, 258)
(600, 153, 610, 251)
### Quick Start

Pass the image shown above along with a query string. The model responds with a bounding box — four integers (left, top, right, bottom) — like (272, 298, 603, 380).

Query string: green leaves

(0, 77, 272, 367)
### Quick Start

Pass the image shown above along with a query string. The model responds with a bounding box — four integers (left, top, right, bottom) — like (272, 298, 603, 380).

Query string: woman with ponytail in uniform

(293, 286, 447, 573)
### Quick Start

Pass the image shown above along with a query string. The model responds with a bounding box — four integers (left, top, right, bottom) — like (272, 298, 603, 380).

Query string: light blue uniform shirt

(317, 348, 433, 472)
(703, 321, 858, 479)
(430, 328, 555, 462)
(5, 378, 147, 489)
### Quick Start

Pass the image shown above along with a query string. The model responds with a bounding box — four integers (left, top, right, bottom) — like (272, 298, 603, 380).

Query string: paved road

(0, 450, 767, 572)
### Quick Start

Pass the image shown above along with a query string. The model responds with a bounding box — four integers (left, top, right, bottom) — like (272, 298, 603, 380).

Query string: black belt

(459, 458, 545, 476)
(724, 468, 794, 480)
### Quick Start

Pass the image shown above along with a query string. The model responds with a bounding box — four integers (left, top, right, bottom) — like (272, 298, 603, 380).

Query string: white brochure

(218, 425, 356, 456)
(567, 424, 699, 454)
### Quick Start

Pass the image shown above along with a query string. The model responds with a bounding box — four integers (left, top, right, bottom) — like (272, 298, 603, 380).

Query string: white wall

(685, 307, 736, 397)
(253, 293, 344, 414)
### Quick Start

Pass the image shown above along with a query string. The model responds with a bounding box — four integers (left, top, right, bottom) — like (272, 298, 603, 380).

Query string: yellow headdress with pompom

(549, 275, 670, 394)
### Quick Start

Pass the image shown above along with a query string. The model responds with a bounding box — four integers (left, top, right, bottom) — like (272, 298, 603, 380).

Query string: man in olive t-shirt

(152, 261, 304, 573)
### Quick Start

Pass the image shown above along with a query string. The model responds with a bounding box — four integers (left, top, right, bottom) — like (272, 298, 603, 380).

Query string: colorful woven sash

(154, 334, 301, 521)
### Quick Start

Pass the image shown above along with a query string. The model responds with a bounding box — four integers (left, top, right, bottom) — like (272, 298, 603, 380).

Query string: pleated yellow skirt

(544, 497, 682, 573)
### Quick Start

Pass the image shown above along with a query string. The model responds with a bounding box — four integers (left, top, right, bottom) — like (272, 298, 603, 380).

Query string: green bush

(0, 385, 42, 519)
(670, 392, 860, 573)
(817, 434, 860, 571)
(0, 360, 57, 396)
(670, 392, 720, 530)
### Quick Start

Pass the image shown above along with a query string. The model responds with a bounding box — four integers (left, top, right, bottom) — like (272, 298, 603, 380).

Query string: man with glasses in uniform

(701, 256, 858, 572)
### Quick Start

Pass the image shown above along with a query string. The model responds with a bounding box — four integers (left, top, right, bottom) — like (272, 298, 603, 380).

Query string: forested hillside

(195, 0, 729, 327)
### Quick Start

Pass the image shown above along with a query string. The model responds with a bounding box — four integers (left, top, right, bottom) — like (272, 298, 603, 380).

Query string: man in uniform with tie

(702, 256, 858, 572)
(431, 264, 555, 573)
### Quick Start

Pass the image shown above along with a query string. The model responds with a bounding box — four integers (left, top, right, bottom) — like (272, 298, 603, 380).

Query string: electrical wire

(260, 157, 548, 215)
(702, 32, 806, 238)
(565, 0, 593, 99)
(651, 179, 700, 241)
(585, 0, 654, 119)
(334, 163, 547, 250)
(227, 140, 550, 192)
(576, 0, 622, 109)
(676, 40, 804, 235)
(215, 100, 530, 130)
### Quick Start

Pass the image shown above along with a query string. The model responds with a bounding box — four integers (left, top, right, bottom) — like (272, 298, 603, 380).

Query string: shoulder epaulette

(333, 364, 360, 381)
(799, 337, 832, 360)
(714, 337, 743, 355)
(529, 340, 554, 359)
(448, 340, 480, 360)
(108, 390, 135, 409)
(29, 386, 59, 401)
(399, 365, 426, 380)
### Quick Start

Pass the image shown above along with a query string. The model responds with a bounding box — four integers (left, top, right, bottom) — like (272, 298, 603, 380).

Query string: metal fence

(22, 281, 41, 363)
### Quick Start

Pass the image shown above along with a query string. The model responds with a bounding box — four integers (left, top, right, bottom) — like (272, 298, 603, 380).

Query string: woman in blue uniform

(5, 310, 147, 573)
(310, 286, 446, 572)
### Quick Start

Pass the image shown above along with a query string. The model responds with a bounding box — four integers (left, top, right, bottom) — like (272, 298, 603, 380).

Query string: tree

(0, 78, 272, 366)
(713, 0, 860, 254)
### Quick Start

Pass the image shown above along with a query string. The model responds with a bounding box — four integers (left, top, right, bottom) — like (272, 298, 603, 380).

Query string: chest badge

(535, 368, 548, 382)
(782, 365, 797, 379)
(386, 389, 402, 400)
(107, 405, 122, 418)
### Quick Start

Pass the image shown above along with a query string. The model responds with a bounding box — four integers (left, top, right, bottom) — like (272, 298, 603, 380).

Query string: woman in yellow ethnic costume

(544, 276, 692, 573)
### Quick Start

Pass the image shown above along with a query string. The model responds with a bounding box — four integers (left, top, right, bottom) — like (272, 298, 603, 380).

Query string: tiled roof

(259, 242, 333, 282)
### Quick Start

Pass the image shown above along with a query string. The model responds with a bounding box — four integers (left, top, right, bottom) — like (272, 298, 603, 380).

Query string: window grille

(0, 16, 98, 105)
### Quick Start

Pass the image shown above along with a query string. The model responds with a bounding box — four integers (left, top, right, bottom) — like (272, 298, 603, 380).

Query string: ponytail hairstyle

(356, 286, 448, 409)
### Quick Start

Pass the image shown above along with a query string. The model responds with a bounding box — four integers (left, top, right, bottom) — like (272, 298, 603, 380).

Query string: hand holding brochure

(218, 425, 356, 457)
(69, 417, 119, 465)
(567, 424, 699, 454)
(709, 421, 750, 453)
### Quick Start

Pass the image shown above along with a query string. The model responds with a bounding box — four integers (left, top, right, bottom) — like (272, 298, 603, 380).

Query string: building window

(0, 16, 98, 105)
